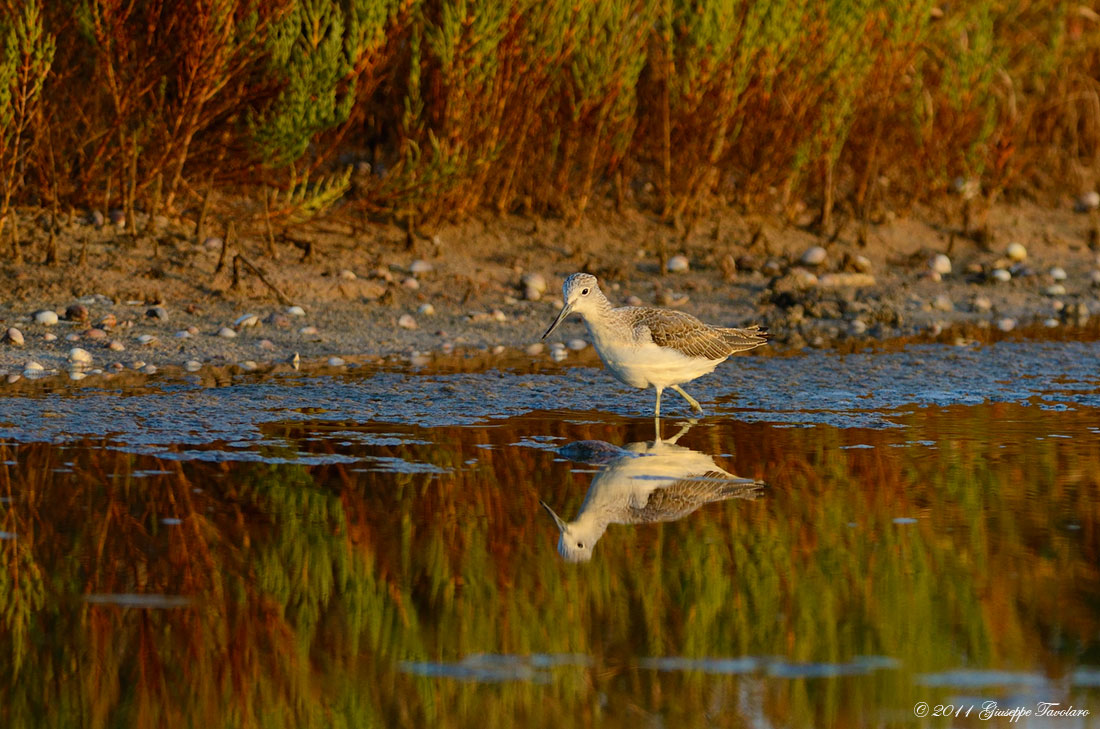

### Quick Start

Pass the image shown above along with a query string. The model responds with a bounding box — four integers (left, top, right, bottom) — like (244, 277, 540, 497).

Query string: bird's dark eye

(577, 542, 585, 548)
(581, 288, 589, 296)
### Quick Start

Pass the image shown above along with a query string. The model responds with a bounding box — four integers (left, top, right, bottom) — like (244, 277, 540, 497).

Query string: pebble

(991, 268, 1011, 282)
(23, 361, 43, 373)
(43, 332, 57, 342)
(550, 347, 568, 362)
(33, 310, 59, 326)
(402, 277, 420, 290)
(524, 286, 542, 301)
(187, 326, 199, 335)
(971, 295, 993, 312)
(418, 303, 436, 316)
(930, 254, 952, 275)
(521, 273, 547, 294)
(234, 313, 259, 328)
(5, 328, 23, 346)
(667, 254, 690, 272)
(491, 309, 507, 322)
(287, 305, 306, 317)
(68, 370, 86, 381)
(932, 295, 954, 312)
(761, 259, 783, 277)
(1044, 318, 1060, 328)
(410, 259, 432, 274)
(997, 317, 1017, 332)
(298, 326, 318, 336)
(131, 360, 146, 370)
(185, 360, 202, 372)
(109, 209, 125, 227)
(327, 357, 346, 367)
(849, 319, 867, 335)
(258, 339, 276, 351)
(109, 362, 124, 371)
(65, 304, 89, 322)
(567, 338, 588, 351)
(68, 347, 92, 365)
(290, 352, 300, 369)
(107, 340, 125, 352)
(626, 295, 643, 306)
(136, 334, 156, 345)
(98, 314, 118, 329)
(398, 314, 417, 330)
(370, 268, 394, 283)
(1006, 242, 1028, 262)
(141, 364, 157, 375)
(1044, 284, 1066, 296)
(1052, 299, 1065, 312)
(525, 342, 544, 356)
(217, 327, 237, 338)
(175, 330, 191, 338)
(239, 361, 258, 371)
(65, 333, 81, 342)
(203, 236, 223, 249)
(265, 313, 290, 328)
(1049, 266, 1067, 281)
(90, 210, 105, 227)
(6, 374, 20, 383)
(800, 246, 827, 266)
(85, 328, 106, 340)
(146, 306, 169, 320)
(791, 268, 818, 287)
(817, 273, 875, 288)
(491, 345, 505, 355)
(852, 255, 872, 273)
(338, 269, 357, 280)
(1076, 191, 1100, 212)
(1091, 270, 1100, 287)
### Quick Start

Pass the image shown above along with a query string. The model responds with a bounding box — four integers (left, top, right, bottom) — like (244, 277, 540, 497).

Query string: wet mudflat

(0, 341, 1098, 728)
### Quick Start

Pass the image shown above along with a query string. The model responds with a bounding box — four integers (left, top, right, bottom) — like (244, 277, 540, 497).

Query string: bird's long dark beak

(539, 500, 568, 533)
(541, 302, 574, 340)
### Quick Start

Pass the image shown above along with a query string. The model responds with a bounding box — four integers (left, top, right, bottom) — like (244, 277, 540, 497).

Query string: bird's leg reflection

(541, 430, 764, 562)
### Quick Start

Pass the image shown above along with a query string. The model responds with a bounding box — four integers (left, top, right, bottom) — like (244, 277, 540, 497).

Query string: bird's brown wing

(625, 472, 765, 523)
(632, 308, 768, 359)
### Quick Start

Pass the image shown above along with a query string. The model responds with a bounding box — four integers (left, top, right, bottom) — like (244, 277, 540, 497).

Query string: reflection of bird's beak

(541, 302, 574, 340)
(539, 500, 568, 533)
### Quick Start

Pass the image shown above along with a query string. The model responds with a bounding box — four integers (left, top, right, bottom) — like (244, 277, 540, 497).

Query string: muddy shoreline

(1, 200, 1098, 383)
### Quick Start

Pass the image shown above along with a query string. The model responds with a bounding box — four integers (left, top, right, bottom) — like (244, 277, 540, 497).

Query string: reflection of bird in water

(541, 273, 768, 418)
(540, 423, 764, 562)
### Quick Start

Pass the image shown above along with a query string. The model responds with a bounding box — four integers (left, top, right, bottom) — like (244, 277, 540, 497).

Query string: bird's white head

(541, 272, 604, 340)
(539, 500, 595, 562)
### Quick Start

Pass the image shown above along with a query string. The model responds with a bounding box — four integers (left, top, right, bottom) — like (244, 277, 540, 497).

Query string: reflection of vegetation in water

(0, 402, 1097, 727)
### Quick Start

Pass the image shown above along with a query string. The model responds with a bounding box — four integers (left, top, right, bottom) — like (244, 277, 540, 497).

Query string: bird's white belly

(591, 336, 724, 389)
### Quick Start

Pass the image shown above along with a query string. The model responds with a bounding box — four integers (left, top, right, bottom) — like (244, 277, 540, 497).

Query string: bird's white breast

(587, 324, 724, 389)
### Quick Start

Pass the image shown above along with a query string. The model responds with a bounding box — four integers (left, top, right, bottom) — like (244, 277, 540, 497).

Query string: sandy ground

(1, 196, 1099, 381)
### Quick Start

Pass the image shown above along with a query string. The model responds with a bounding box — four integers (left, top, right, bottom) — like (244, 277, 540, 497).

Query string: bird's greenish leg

(672, 385, 703, 414)
(654, 386, 664, 418)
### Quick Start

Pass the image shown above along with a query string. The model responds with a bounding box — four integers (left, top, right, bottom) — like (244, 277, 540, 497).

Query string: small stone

(185, 360, 202, 372)
(290, 352, 300, 369)
(141, 364, 157, 375)
(6, 374, 20, 384)
(1044, 284, 1066, 296)
(997, 317, 1017, 332)
(492, 345, 506, 355)
(23, 361, 43, 373)
(90, 210, 105, 227)
(1052, 299, 1065, 312)
(930, 254, 952, 275)
(817, 273, 876, 288)
(109, 209, 125, 227)
(398, 314, 417, 330)
(1006, 242, 1028, 262)
(991, 268, 1011, 283)
(136, 334, 156, 345)
(402, 277, 420, 290)
(550, 347, 568, 362)
(626, 295, 643, 306)
(849, 319, 867, 335)
(298, 326, 318, 336)
(68, 347, 93, 365)
(1076, 191, 1100, 212)
(521, 273, 547, 294)
(418, 303, 436, 316)
(932, 295, 953, 312)
(1043, 318, 1060, 328)
(65, 333, 81, 342)
(327, 357, 346, 367)
(234, 313, 259, 329)
(800, 246, 827, 266)
(524, 286, 542, 301)
(286, 305, 306, 317)
(33, 310, 59, 326)
(203, 236, 223, 250)
(410, 259, 432, 274)
(525, 342, 544, 356)
(1090, 270, 1100, 287)
(852, 255, 872, 273)
(5, 328, 23, 346)
(109, 362, 124, 371)
(971, 295, 993, 312)
(1049, 266, 1067, 281)
(258, 339, 276, 351)
(567, 338, 588, 351)
(338, 269, 357, 280)
(107, 340, 125, 352)
(68, 370, 86, 381)
(65, 304, 89, 322)
(97, 314, 118, 329)
(217, 327, 237, 338)
(175, 330, 190, 339)
(146, 306, 169, 321)
(130, 360, 146, 370)
(491, 309, 507, 322)
(43, 333, 57, 342)
(265, 313, 290, 328)
(186, 326, 199, 335)
(85, 328, 106, 340)
(370, 268, 394, 283)
(667, 254, 690, 272)
(239, 361, 258, 371)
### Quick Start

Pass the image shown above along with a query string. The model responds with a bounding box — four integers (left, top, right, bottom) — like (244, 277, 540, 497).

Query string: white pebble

(997, 317, 1017, 332)
(491, 309, 507, 322)
(550, 347, 568, 362)
(1006, 242, 1028, 262)
(5, 328, 23, 346)
(187, 325, 199, 335)
(930, 254, 952, 275)
(217, 327, 237, 338)
(327, 357, 346, 367)
(667, 254, 690, 272)
(185, 360, 202, 372)
(1090, 270, 1100, 287)
(130, 360, 145, 370)
(991, 268, 1011, 282)
(410, 259, 433, 274)
(136, 334, 156, 345)
(972, 296, 993, 312)
(417, 303, 436, 316)
(853, 255, 872, 273)
(33, 310, 59, 326)
(68, 347, 93, 365)
(402, 277, 420, 290)
(492, 345, 506, 355)
(298, 326, 318, 336)
(68, 370, 86, 381)
(933, 295, 953, 312)
(525, 343, 544, 356)
(203, 236, 223, 249)
(258, 339, 276, 351)
(42, 332, 57, 341)
(234, 313, 259, 328)
(108, 340, 125, 352)
(286, 305, 306, 317)
(23, 361, 43, 372)
(338, 269, 357, 280)
(567, 338, 588, 351)
(524, 286, 542, 301)
(175, 330, 191, 338)
(1044, 284, 1066, 296)
(65, 333, 80, 342)
(849, 319, 867, 335)
(791, 268, 818, 286)
(1044, 318, 1060, 328)
(6, 374, 20, 383)
(1049, 266, 1067, 281)
(141, 364, 157, 375)
(239, 361, 258, 371)
(398, 314, 417, 330)
(626, 295, 643, 306)
(800, 246, 827, 266)
(1052, 299, 1065, 312)
(1077, 191, 1100, 211)
(290, 352, 300, 369)
(521, 273, 547, 294)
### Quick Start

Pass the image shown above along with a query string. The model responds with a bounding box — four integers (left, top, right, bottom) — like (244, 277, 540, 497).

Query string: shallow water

(0, 341, 1098, 727)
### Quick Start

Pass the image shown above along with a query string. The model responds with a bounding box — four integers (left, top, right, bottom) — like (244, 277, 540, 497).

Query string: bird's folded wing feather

(624, 472, 764, 523)
(633, 308, 767, 359)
